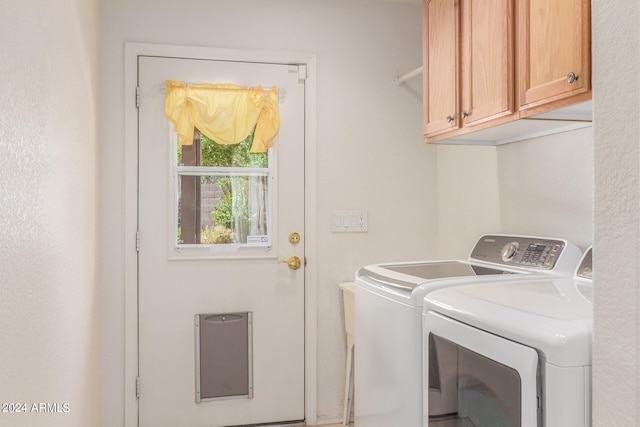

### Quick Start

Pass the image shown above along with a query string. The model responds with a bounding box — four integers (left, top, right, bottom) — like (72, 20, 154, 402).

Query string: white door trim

(123, 42, 318, 426)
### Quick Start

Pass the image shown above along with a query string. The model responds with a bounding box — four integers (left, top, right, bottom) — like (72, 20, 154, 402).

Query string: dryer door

(424, 311, 540, 427)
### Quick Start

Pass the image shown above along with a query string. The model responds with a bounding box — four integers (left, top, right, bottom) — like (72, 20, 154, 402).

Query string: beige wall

(497, 126, 594, 250)
(436, 126, 593, 259)
(436, 145, 501, 259)
(0, 0, 100, 426)
(592, 2, 640, 424)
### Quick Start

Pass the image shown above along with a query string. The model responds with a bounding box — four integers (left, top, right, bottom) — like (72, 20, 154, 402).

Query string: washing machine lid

(357, 234, 582, 293)
(424, 277, 593, 367)
(358, 261, 517, 292)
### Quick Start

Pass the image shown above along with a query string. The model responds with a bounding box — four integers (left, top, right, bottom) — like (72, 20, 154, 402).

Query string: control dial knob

(501, 242, 519, 262)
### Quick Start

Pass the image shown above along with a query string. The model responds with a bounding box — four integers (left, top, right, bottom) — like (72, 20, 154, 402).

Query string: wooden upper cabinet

(461, 0, 515, 127)
(423, 0, 592, 144)
(423, 0, 516, 142)
(423, 0, 459, 137)
(518, 0, 591, 115)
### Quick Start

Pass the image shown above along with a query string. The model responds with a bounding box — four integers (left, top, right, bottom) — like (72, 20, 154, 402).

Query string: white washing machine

(354, 235, 582, 427)
(423, 247, 593, 427)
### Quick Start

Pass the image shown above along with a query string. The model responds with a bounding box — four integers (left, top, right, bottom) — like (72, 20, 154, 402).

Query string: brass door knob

(289, 232, 301, 244)
(278, 256, 302, 270)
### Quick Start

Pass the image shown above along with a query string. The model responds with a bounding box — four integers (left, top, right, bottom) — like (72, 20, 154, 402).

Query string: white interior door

(137, 55, 305, 426)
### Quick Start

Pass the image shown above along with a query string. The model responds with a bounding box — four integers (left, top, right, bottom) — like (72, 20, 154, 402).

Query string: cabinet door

(423, 0, 459, 137)
(518, 0, 591, 111)
(460, 0, 515, 127)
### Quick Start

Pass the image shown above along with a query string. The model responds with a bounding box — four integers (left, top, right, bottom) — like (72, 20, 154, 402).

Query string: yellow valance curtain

(163, 80, 280, 153)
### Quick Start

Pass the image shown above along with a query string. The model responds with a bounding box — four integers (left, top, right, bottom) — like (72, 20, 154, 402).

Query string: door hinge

(136, 376, 141, 399)
(298, 64, 307, 81)
(136, 230, 140, 252)
(136, 86, 140, 109)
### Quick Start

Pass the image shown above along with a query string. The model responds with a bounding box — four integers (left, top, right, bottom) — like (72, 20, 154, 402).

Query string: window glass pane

(178, 132, 268, 168)
(175, 129, 271, 247)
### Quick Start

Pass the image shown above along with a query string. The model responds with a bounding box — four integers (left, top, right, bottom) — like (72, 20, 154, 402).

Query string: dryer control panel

(469, 235, 569, 270)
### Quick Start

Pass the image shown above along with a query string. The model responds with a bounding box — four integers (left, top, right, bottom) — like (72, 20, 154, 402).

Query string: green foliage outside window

(178, 130, 268, 244)
(177, 131, 267, 168)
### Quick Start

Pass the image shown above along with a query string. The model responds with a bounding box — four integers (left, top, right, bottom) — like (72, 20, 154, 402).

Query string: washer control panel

(471, 235, 566, 270)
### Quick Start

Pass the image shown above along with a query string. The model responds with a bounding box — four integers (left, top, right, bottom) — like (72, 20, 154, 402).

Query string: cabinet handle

(461, 111, 469, 119)
(446, 115, 454, 123)
(567, 72, 579, 84)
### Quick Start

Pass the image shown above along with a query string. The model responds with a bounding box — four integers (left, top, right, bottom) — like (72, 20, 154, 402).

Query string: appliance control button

(501, 242, 519, 262)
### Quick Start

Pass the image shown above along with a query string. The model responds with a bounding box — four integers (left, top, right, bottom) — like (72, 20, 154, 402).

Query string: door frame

(123, 42, 318, 427)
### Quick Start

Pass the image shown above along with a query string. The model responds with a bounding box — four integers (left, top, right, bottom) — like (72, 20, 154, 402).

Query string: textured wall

(592, 1, 640, 424)
(0, 0, 100, 426)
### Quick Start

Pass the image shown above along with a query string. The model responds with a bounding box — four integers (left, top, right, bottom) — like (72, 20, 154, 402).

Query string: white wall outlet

(332, 211, 368, 233)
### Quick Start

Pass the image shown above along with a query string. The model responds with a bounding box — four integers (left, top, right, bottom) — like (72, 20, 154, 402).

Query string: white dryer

(354, 235, 582, 427)
(423, 247, 593, 427)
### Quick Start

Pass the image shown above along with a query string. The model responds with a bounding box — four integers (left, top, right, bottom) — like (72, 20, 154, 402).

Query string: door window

(174, 129, 272, 249)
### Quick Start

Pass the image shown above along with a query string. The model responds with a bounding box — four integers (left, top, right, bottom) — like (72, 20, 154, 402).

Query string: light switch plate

(332, 211, 368, 232)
